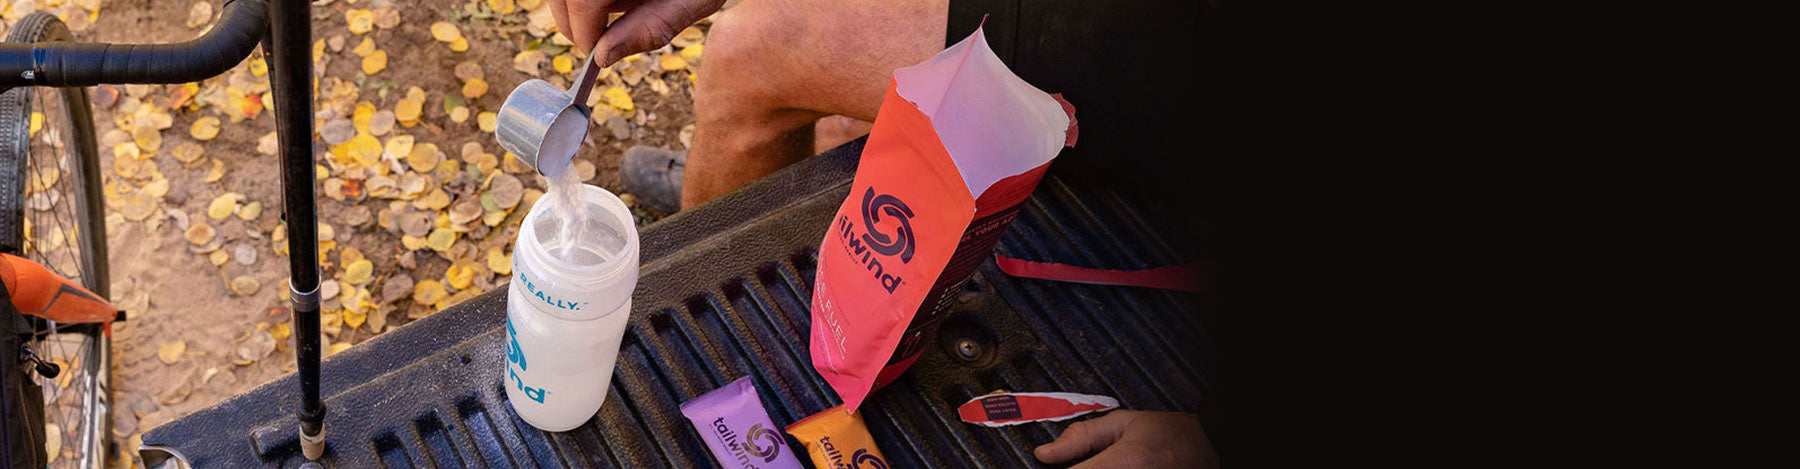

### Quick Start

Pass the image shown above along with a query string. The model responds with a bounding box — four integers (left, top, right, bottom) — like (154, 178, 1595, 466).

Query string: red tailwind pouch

(809, 25, 1077, 411)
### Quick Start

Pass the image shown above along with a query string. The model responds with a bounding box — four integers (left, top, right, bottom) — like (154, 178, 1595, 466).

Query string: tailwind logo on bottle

(506, 318, 547, 403)
(834, 187, 916, 293)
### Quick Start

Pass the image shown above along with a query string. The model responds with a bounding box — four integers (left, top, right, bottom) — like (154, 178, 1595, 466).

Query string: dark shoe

(621, 146, 686, 215)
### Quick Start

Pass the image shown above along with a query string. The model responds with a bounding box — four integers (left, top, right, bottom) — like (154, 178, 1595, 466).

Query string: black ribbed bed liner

(142, 138, 1216, 468)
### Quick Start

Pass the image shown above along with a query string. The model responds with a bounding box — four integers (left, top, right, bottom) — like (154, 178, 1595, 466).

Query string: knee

(696, 5, 787, 87)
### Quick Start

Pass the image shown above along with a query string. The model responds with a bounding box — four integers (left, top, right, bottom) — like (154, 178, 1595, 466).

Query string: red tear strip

(994, 255, 1213, 293)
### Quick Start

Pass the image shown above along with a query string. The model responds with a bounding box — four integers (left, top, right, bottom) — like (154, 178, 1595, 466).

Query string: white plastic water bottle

(504, 183, 639, 432)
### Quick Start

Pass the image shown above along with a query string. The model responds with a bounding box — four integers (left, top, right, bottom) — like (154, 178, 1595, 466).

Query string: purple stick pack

(679, 376, 804, 469)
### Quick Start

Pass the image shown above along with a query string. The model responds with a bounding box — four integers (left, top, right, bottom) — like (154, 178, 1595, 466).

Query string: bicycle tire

(0, 11, 111, 469)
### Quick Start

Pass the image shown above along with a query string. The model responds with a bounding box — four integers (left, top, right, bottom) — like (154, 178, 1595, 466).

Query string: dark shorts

(944, 0, 1214, 196)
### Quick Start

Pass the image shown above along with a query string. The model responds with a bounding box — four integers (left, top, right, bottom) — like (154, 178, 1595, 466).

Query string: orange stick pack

(808, 25, 1076, 411)
(786, 405, 889, 469)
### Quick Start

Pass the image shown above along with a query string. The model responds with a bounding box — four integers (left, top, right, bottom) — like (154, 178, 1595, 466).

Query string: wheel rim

(20, 82, 109, 469)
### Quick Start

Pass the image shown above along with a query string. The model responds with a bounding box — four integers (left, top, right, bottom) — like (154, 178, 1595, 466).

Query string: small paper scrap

(957, 391, 1119, 427)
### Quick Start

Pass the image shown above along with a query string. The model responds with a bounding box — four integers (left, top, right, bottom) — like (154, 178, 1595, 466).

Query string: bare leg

(814, 115, 873, 155)
(683, 0, 947, 209)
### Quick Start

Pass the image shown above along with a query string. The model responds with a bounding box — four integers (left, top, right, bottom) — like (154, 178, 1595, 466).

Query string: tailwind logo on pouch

(714, 420, 786, 466)
(506, 318, 547, 403)
(861, 188, 915, 263)
(835, 187, 916, 293)
(743, 423, 785, 463)
(818, 437, 890, 469)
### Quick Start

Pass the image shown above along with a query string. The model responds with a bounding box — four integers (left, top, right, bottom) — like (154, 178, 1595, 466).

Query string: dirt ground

(5, 0, 700, 466)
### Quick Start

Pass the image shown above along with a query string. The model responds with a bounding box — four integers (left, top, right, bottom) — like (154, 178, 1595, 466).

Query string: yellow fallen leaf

(353, 101, 376, 131)
(205, 158, 225, 182)
(313, 38, 326, 62)
(173, 141, 206, 164)
(407, 142, 441, 172)
(121, 193, 157, 221)
(659, 54, 687, 72)
(449, 106, 470, 123)
(362, 50, 387, 75)
(436, 289, 481, 310)
(209, 250, 229, 266)
(143, 176, 171, 198)
(445, 261, 476, 290)
(346, 9, 374, 35)
(462, 78, 488, 99)
(187, 222, 218, 247)
(238, 201, 263, 221)
(430, 22, 462, 42)
(476, 152, 499, 174)
(157, 340, 186, 365)
(132, 124, 162, 152)
(343, 308, 367, 328)
(345, 259, 374, 285)
(112, 142, 140, 163)
(488, 0, 516, 15)
(316, 164, 329, 180)
(478, 112, 497, 132)
(273, 225, 289, 255)
(231, 276, 262, 296)
(450, 37, 469, 52)
(328, 342, 352, 356)
(553, 55, 574, 74)
(29, 112, 42, 135)
(374, 7, 401, 29)
(401, 235, 427, 251)
(250, 56, 268, 76)
(413, 279, 447, 304)
(352, 37, 375, 57)
(351, 133, 383, 167)
(513, 50, 547, 75)
(415, 189, 451, 210)
(341, 247, 367, 266)
(395, 98, 423, 124)
(190, 116, 220, 141)
(208, 193, 240, 220)
(426, 228, 456, 252)
(519, 0, 544, 9)
(385, 134, 414, 159)
(603, 86, 634, 112)
(488, 247, 512, 275)
(681, 44, 704, 63)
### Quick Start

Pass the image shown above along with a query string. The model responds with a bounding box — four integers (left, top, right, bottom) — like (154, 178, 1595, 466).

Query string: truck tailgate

(142, 138, 1216, 467)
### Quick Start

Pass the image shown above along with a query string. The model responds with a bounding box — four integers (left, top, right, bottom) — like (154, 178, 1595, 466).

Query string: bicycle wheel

(0, 11, 112, 469)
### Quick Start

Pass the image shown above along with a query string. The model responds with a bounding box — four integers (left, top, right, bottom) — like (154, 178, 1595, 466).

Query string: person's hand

(1035, 410, 1218, 468)
(548, 0, 726, 67)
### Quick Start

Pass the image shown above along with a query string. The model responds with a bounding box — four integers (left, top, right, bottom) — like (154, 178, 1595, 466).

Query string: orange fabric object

(786, 405, 891, 469)
(0, 253, 114, 324)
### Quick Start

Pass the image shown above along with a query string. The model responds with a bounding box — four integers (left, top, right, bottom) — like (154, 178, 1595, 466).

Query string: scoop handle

(566, 47, 601, 107)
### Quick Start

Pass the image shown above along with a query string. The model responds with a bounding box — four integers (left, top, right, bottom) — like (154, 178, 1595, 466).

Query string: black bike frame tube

(0, 0, 266, 88)
(266, 0, 324, 444)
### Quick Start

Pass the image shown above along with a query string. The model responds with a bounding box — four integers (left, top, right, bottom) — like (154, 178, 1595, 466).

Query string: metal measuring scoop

(496, 48, 604, 179)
